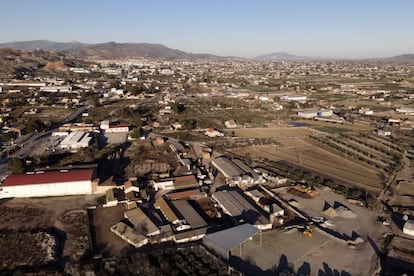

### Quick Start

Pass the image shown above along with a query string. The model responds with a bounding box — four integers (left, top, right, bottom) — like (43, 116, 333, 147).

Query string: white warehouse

(59, 131, 92, 150)
(0, 169, 97, 198)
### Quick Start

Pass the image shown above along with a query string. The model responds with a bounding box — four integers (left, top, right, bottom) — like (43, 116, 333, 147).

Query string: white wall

(2, 180, 92, 198)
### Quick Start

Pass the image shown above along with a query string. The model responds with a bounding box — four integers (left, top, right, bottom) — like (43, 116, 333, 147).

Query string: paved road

(0, 106, 88, 178)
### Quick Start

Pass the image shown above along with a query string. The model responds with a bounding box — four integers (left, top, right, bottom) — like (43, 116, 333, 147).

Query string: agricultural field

(233, 126, 315, 138)
(233, 137, 384, 195)
(228, 124, 402, 196)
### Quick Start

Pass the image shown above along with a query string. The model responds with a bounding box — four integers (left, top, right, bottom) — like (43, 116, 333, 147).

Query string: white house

(204, 128, 224, 138)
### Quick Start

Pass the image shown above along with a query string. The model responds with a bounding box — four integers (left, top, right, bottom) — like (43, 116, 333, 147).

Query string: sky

(1, 0, 413, 58)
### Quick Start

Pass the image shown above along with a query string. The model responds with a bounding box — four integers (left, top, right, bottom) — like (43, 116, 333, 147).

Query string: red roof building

(1, 169, 97, 198)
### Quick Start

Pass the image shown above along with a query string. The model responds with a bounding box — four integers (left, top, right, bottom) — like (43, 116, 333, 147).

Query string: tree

(9, 157, 24, 173)
(172, 103, 186, 114)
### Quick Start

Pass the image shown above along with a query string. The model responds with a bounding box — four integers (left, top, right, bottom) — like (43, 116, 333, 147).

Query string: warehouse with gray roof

(203, 223, 261, 260)
(211, 156, 264, 188)
(212, 189, 272, 230)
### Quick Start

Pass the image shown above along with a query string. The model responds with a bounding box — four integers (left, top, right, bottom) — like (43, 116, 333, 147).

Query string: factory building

(59, 131, 92, 150)
(170, 199, 207, 229)
(124, 207, 160, 237)
(297, 109, 333, 119)
(0, 169, 97, 198)
(212, 189, 272, 230)
(211, 156, 264, 188)
(203, 223, 261, 260)
(111, 222, 148, 248)
(100, 120, 129, 133)
(151, 175, 199, 191)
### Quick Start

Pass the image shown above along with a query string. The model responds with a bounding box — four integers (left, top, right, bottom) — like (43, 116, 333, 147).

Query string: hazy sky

(1, 0, 413, 58)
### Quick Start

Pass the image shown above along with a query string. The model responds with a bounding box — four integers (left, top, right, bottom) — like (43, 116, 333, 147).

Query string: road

(0, 106, 87, 178)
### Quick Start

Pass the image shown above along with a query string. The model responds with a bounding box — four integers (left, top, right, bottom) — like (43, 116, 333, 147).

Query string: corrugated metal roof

(166, 189, 204, 200)
(213, 189, 270, 226)
(212, 157, 244, 178)
(124, 207, 159, 235)
(2, 169, 94, 187)
(171, 199, 207, 229)
(154, 197, 179, 223)
(203, 224, 260, 252)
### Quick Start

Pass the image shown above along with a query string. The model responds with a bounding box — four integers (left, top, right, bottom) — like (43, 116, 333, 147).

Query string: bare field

(233, 137, 384, 194)
(89, 204, 129, 257)
(234, 126, 315, 138)
(37, 107, 74, 120)
(0, 195, 100, 268)
(0, 195, 100, 229)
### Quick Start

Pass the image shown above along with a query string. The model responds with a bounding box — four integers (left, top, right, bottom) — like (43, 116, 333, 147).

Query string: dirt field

(233, 137, 384, 194)
(0, 195, 100, 270)
(234, 126, 315, 138)
(0, 195, 100, 230)
(231, 186, 387, 275)
(89, 204, 129, 257)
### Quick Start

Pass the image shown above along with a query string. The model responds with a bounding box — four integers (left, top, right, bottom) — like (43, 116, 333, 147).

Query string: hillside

(63, 42, 219, 60)
(0, 40, 85, 51)
(256, 52, 319, 61)
(0, 48, 89, 78)
(388, 54, 414, 62)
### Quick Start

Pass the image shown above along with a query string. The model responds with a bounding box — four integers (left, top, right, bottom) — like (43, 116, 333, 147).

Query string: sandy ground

(230, 187, 388, 275)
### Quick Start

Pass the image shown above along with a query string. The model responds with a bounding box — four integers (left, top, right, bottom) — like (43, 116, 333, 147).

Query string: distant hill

(63, 42, 220, 60)
(0, 48, 89, 77)
(0, 40, 86, 51)
(256, 52, 319, 61)
(0, 40, 221, 60)
(386, 54, 414, 62)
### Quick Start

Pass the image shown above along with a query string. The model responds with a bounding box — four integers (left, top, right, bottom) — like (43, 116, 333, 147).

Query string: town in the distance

(0, 41, 414, 275)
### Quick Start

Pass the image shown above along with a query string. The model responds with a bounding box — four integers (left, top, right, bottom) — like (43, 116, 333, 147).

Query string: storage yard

(229, 186, 388, 275)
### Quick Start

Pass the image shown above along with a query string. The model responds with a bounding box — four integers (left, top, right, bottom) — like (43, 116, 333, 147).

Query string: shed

(403, 220, 414, 236)
(203, 224, 261, 260)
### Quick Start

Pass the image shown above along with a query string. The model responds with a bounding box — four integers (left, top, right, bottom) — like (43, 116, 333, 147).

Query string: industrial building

(403, 220, 414, 237)
(124, 207, 160, 237)
(211, 156, 264, 188)
(59, 131, 92, 150)
(170, 199, 207, 229)
(0, 169, 96, 198)
(166, 189, 207, 201)
(154, 196, 208, 232)
(297, 109, 333, 119)
(212, 189, 272, 230)
(151, 175, 199, 191)
(100, 120, 129, 133)
(203, 223, 261, 260)
(110, 222, 148, 248)
(154, 196, 181, 225)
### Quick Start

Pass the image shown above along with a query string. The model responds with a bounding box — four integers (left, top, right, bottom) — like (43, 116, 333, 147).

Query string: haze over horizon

(1, 0, 413, 59)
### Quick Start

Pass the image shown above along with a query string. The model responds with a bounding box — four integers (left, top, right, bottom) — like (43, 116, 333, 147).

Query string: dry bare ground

(0, 195, 100, 269)
(233, 137, 384, 194)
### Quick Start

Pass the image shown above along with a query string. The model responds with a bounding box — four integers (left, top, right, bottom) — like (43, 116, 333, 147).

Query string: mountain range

(0, 40, 413, 61)
(255, 52, 320, 61)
